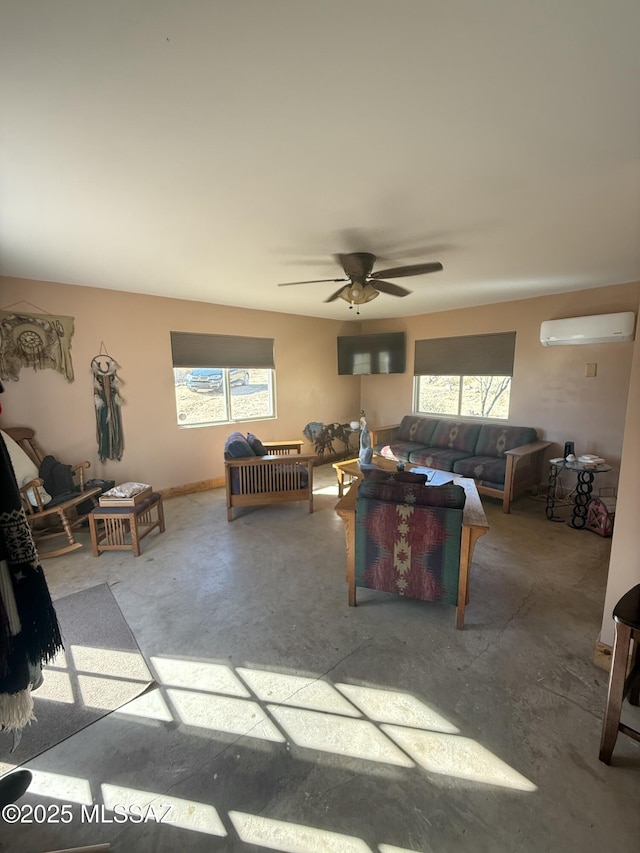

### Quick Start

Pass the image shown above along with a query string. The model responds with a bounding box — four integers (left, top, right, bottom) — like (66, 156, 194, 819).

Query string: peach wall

(0, 277, 362, 489)
(1, 275, 638, 501)
(599, 312, 640, 646)
(360, 282, 640, 492)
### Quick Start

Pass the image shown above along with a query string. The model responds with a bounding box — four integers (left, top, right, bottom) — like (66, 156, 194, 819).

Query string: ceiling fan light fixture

(339, 282, 380, 306)
(337, 285, 352, 304)
(362, 283, 379, 303)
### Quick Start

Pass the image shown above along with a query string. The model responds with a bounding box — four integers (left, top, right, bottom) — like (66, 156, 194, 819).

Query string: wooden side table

(262, 440, 304, 455)
(89, 492, 165, 556)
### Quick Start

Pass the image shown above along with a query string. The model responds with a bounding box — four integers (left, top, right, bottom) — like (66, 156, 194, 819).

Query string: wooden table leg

(456, 526, 472, 629)
(456, 526, 489, 628)
(129, 511, 141, 556)
(88, 513, 100, 557)
(157, 496, 166, 532)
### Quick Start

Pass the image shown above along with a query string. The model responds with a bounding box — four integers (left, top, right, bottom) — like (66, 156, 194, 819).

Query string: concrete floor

(1, 466, 639, 853)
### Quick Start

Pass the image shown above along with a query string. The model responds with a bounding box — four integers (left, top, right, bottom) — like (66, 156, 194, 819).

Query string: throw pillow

(367, 470, 428, 485)
(246, 433, 268, 456)
(416, 483, 467, 509)
(358, 480, 466, 509)
(24, 484, 53, 508)
(224, 431, 255, 458)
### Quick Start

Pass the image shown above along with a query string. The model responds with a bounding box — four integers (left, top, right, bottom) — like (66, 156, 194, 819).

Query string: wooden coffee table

(332, 456, 455, 497)
(332, 457, 365, 498)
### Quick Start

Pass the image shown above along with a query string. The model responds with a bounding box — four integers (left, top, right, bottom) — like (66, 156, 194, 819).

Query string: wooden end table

(89, 492, 165, 556)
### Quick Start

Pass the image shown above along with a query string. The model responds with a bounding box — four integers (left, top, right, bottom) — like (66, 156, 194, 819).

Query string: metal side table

(546, 459, 611, 528)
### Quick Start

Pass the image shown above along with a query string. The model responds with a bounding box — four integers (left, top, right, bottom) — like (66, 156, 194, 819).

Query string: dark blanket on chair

(39, 455, 75, 497)
(38, 456, 99, 515)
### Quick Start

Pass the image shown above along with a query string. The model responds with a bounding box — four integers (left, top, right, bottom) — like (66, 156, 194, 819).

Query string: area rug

(0, 583, 154, 774)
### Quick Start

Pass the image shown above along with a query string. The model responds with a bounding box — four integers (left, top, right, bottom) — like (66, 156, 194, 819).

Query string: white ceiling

(2, 1, 640, 321)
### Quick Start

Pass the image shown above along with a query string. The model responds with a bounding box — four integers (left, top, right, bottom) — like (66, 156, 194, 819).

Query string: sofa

(370, 416, 551, 513)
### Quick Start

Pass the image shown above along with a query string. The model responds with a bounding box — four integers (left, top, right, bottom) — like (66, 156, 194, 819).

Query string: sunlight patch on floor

(237, 668, 361, 716)
(336, 683, 459, 733)
(102, 783, 227, 836)
(22, 772, 428, 851)
(313, 484, 340, 496)
(114, 687, 174, 721)
(76, 674, 147, 711)
(168, 688, 286, 742)
(71, 645, 151, 681)
(151, 656, 250, 696)
(20, 649, 536, 850)
(267, 705, 414, 767)
(229, 810, 371, 852)
(382, 726, 538, 791)
(89, 656, 536, 790)
(33, 669, 75, 704)
(29, 770, 93, 805)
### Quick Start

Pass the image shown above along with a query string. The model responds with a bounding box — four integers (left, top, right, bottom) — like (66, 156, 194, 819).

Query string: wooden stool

(89, 492, 165, 557)
(599, 583, 640, 764)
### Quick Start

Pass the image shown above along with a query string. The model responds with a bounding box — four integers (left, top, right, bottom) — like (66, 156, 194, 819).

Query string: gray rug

(0, 583, 154, 774)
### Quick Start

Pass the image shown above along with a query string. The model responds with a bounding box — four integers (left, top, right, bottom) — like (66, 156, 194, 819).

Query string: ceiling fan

(277, 252, 443, 310)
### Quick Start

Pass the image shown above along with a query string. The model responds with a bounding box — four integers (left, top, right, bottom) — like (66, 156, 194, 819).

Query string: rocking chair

(2, 427, 102, 558)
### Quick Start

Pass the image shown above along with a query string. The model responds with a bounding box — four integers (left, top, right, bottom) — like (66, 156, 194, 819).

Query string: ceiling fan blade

(278, 277, 348, 287)
(371, 262, 443, 279)
(336, 252, 376, 279)
(372, 280, 411, 297)
(324, 285, 349, 303)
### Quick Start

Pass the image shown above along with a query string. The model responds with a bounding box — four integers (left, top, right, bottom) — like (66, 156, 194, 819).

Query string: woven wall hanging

(0, 310, 75, 382)
(91, 345, 124, 462)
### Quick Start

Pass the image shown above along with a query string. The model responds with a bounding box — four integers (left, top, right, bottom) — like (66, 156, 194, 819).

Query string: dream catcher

(91, 344, 124, 462)
(0, 308, 75, 382)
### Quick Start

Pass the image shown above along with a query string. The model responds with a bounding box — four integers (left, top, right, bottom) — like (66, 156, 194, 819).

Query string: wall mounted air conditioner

(540, 312, 636, 346)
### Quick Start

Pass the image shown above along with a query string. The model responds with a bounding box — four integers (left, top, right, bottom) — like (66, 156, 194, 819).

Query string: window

(170, 332, 275, 427)
(415, 374, 512, 418)
(413, 332, 515, 420)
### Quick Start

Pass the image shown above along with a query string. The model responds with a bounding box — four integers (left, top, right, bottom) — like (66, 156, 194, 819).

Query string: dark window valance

(170, 331, 275, 369)
(414, 332, 516, 376)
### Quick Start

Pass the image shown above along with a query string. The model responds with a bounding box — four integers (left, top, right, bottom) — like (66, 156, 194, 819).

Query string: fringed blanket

(0, 434, 63, 732)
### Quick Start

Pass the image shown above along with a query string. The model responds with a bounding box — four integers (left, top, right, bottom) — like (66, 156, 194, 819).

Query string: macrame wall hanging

(0, 306, 75, 382)
(91, 343, 124, 462)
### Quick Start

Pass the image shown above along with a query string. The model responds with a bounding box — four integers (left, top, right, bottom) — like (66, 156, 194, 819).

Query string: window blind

(170, 331, 275, 369)
(414, 332, 516, 376)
